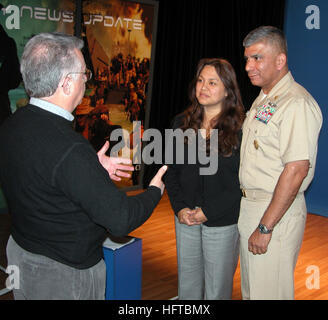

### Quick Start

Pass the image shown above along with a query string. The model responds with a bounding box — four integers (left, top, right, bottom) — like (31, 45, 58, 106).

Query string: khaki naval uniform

(238, 72, 322, 300)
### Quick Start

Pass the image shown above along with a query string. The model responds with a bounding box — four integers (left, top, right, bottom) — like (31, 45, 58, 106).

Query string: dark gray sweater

(0, 104, 161, 269)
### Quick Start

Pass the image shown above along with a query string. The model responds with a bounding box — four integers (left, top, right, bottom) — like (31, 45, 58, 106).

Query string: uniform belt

(241, 188, 304, 201)
(241, 188, 273, 200)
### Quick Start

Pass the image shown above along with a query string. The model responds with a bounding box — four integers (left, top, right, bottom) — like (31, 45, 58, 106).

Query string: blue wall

(285, 0, 328, 217)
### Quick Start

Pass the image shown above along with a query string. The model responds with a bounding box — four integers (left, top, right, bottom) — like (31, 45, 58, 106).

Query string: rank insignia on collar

(254, 101, 277, 124)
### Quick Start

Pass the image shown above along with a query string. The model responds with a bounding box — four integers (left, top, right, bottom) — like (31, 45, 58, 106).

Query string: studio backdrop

(0, 0, 159, 192)
(285, 0, 328, 217)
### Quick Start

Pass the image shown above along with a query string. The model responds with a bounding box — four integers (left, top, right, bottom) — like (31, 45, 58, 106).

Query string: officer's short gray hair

(21, 32, 84, 98)
(243, 26, 287, 55)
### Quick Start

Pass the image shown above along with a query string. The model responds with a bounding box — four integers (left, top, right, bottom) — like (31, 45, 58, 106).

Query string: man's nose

(245, 59, 254, 72)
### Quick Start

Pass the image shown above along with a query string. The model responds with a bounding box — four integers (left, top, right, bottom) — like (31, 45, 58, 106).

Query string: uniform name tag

(255, 101, 277, 124)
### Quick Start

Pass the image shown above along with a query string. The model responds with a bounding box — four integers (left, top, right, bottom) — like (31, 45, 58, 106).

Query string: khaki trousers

(237, 193, 306, 300)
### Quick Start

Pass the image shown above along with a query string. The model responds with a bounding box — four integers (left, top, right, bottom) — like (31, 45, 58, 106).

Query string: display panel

(77, 0, 158, 189)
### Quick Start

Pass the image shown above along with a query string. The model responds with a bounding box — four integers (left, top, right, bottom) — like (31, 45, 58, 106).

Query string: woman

(165, 58, 245, 299)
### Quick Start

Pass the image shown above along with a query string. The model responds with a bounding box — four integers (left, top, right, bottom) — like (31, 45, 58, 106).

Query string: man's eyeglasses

(65, 68, 92, 81)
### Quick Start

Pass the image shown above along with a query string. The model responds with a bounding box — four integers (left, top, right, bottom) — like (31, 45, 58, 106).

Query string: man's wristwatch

(258, 223, 273, 234)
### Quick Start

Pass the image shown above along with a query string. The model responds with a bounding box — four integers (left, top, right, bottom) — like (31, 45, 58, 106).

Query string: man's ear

(276, 53, 287, 71)
(61, 76, 72, 95)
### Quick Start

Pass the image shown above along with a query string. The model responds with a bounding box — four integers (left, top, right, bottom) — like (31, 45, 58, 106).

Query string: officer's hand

(149, 165, 168, 195)
(248, 228, 272, 255)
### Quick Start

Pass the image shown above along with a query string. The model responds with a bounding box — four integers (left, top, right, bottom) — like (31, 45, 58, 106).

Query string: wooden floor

(129, 190, 328, 300)
(0, 190, 327, 300)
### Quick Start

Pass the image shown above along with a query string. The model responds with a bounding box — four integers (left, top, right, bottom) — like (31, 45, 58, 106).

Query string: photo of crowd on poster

(75, 0, 157, 188)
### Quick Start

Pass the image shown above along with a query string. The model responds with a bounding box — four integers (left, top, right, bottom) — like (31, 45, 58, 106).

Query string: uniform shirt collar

(30, 97, 74, 121)
(260, 71, 294, 101)
(254, 71, 294, 107)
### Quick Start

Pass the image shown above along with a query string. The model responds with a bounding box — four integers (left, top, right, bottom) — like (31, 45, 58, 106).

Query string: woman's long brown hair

(180, 58, 245, 156)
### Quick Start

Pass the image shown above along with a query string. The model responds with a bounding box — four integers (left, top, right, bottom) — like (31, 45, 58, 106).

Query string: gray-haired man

(238, 26, 322, 300)
(0, 32, 167, 300)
